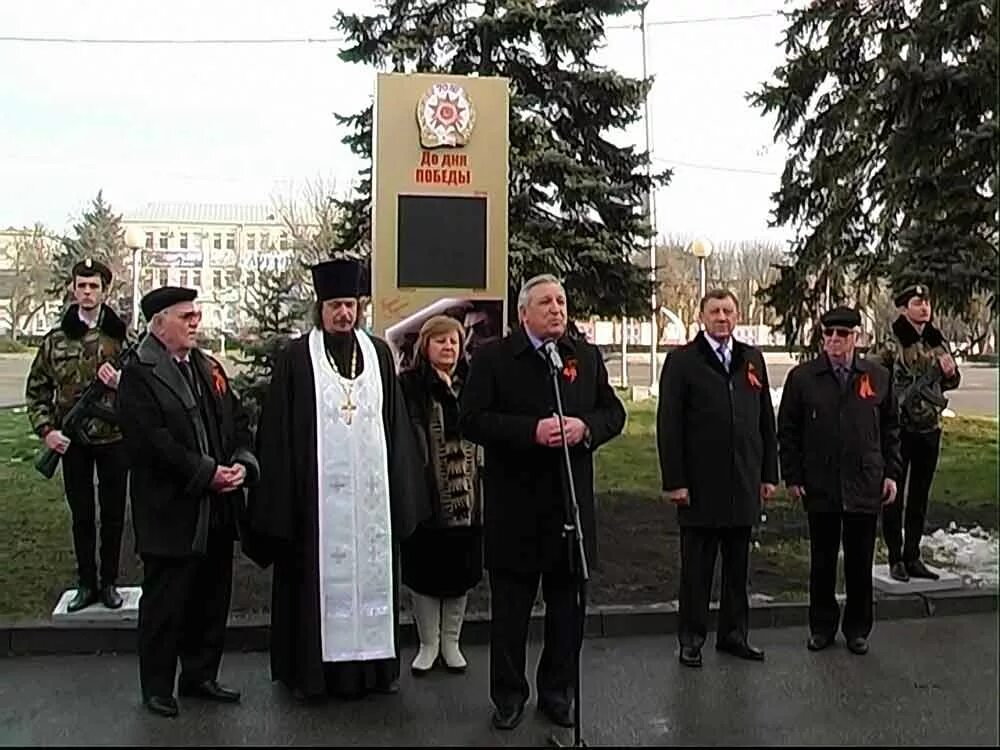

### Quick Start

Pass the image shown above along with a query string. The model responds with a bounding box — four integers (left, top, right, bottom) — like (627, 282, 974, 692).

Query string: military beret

(894, 284, 930, 308)
(71, 257, 112, 286)
(820, 306, 861, 329)
(141, 286, 197, 320)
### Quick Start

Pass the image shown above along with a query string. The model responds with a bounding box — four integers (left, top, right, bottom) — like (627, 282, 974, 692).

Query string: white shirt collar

(78, 309, 99, 329)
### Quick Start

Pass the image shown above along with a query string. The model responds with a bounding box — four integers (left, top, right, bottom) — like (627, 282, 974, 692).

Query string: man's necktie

(836, 366, 850, 385)
(718, 346, 730, 372)
(177, 360, 197, 394)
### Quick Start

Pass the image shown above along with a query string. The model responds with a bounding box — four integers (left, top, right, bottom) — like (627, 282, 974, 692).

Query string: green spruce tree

(52, 190, 133, 314)
(750, 0, 998, 348)
(331, 0, 669, 322)
(233, 264, 307, 429)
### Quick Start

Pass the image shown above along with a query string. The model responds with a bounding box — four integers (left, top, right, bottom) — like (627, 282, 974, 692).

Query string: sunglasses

(823, 327, 853, 338)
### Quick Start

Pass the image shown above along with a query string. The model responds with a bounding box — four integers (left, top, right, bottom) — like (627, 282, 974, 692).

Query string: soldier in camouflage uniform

(25, 258, 133, 612)
(871, 284, 961, 582)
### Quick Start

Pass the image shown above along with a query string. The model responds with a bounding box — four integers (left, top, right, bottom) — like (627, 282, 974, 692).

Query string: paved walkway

(1, 613, 996, 746)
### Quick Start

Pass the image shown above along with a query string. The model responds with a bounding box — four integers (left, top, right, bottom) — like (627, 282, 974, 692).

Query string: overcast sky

(0, 0, 796, 245)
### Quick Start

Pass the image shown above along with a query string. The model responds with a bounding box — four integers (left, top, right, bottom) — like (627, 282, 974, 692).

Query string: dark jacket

(777, 353, 903, 515)
(399, 359, 482, 528)
(656, 332, 779, 527)
(118, 334, 259, 558)
(459, 329, 626, 573)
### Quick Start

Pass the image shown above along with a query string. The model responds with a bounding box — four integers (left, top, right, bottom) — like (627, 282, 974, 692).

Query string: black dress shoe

(143, 695, 179, 718)
(679, 646, 702, 667)
(807, 634, 834, 651)
(538, 700, 574, 728)
(66, 586, 99, 613)
(846, 637, 869, 655)
(99, 585, 123, 609)
(491, 702, 526, 730)
(906, 560, 940, 580)
(889, 562, 910, 582)
(178, 679, 241, 703)
(717, 640, 765, 661)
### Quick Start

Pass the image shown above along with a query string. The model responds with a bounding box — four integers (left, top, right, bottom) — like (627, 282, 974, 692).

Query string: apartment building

(122, 202, 310, 335)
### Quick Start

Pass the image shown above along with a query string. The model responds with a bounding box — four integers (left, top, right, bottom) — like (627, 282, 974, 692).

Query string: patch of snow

(921, 524, 999, 589)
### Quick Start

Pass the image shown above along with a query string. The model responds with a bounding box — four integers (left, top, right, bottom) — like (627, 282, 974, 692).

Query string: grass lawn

(596, 396, 999, 513)
(0, 399, 995, 620)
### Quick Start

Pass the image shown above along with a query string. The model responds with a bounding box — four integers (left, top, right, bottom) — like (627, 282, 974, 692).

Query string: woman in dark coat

(399, 315, 483, 675)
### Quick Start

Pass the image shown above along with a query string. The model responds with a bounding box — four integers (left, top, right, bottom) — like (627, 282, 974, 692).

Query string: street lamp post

(640, 3, 658, 389)
(688, 237, 713, 301)
(123, 226, 146, 331)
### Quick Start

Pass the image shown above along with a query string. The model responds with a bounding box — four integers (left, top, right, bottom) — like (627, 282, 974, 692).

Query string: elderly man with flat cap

(117, 286, 259, 718)
(26, 257, 134, 613)
(777, 306, 902, 655)
(870, 284, 961, 582)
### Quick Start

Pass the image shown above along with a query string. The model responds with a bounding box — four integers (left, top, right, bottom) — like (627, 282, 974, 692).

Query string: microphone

(542, 340, 563, 371)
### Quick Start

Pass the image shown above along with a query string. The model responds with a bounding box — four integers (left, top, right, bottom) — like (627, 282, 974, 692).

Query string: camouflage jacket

(25, 304, 133, 445)
(870, 316, 961, 434)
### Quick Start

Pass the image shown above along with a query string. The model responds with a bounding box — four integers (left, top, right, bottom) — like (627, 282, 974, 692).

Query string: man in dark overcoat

(656, 289, 778, 668)
(459, 273, 626, 732)
(117, 286, 259, 717)
(777, 306, 902, 655)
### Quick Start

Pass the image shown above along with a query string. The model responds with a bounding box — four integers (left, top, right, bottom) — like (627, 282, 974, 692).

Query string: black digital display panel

(396, 194, 487, 288)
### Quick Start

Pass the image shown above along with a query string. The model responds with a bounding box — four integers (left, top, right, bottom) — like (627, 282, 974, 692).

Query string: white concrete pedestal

(51, 586, 142, 626)
(872, 564, 962, 595)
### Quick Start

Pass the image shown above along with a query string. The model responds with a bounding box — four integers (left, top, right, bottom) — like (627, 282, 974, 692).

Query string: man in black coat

(117, 287, 259, 718)
(656, 289, 778, 668)
(777, 306, 902, 656)
(459, 273, 626, 731)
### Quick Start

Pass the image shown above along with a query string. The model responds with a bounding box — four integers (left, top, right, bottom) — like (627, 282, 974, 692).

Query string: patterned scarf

(426, 384, 481, 528)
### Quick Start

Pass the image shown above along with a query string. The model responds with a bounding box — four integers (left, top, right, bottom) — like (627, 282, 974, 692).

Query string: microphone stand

(543, 344, 589, 749)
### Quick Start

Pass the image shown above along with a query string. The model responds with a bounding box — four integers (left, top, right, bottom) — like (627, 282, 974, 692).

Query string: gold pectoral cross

(340, 391, 357, 425)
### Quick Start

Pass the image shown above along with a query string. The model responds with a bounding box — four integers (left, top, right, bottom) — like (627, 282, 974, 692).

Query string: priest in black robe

(245, 258, 429, 701)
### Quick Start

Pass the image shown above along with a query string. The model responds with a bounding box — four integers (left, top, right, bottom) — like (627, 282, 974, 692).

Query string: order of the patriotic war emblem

(417, 83, 476, 148)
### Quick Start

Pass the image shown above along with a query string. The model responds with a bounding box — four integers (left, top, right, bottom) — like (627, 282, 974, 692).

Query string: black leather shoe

(100, 585, 123, 609)
(889, 562, 910, 582)
(846, 637, 869, 655)
(143, 695, 179, 718)
(807, 634, 834, 651)
(178, 679, 241, 703)
(538, 700, 575, 728)
(906, 560, 940, 580)
(66, 586, 99, 613)
(679, 646, 702, 667)
(717, 640, 765, 661)
(491, 702, 526, 730)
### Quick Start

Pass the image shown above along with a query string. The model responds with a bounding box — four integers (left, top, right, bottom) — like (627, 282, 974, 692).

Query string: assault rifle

(35, 337, 141, 479)
(897, 360, 949, 416)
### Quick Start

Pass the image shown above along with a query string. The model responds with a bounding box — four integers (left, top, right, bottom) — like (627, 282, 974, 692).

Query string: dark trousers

(808, 512, 877, 640)
(488, 569, 584, 712)
(60, 441, 128, 588)
(678, 526, 752, 649)
(883, 429, 941, 564)
(138, 531, 234, 699)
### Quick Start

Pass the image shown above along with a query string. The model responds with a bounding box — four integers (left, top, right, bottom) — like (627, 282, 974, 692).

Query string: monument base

(52, 586, 142, 627)
(872, 564, 962, 595)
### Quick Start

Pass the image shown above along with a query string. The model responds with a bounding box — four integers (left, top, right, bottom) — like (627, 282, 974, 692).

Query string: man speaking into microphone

(460, 273, 625, 731)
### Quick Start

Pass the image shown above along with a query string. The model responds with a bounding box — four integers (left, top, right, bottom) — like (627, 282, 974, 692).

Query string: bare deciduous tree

(1, 224, 57, 340)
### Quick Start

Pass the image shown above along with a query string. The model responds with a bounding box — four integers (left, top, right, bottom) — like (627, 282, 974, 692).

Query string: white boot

(440, 594, 468, 672)
(410, 594, 441, 675)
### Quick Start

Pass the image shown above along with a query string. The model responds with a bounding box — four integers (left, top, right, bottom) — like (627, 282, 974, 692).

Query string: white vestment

(308, 328, 395, 663)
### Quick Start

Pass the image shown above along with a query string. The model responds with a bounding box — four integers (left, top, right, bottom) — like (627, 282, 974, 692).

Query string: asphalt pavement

(1, 614, 996, 746)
